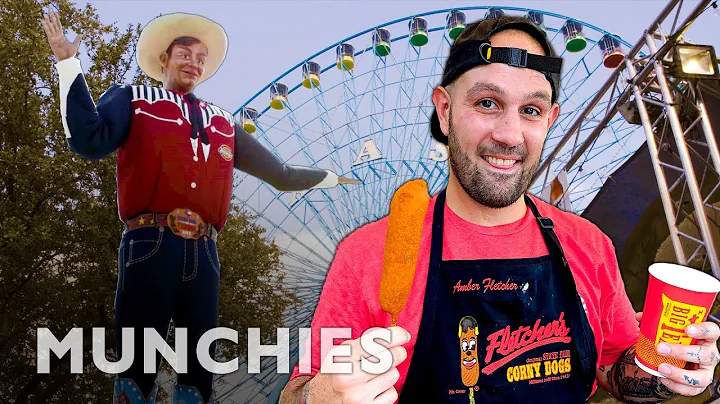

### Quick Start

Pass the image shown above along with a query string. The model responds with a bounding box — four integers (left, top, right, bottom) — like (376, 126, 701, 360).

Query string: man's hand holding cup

(635, 263, 720, 397)
(654, 317, 720, 395)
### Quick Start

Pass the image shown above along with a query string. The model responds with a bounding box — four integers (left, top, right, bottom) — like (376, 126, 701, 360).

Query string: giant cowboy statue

(41, 11, 358, 404)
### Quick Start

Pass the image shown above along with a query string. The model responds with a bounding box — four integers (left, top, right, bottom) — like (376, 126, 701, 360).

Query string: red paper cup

(635, 263, 720, 376)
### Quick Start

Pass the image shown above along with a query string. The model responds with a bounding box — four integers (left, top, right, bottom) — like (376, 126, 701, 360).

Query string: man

(279, 16, 720, 404)
(41, 11, 356, 404)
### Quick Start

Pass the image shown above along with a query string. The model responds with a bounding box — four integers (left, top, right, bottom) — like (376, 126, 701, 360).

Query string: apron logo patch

(218, 144, 233, 161)
(482, 312, 572, 376)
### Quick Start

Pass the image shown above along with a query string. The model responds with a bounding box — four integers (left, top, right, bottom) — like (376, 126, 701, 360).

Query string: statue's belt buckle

(167, 208, 204, 240)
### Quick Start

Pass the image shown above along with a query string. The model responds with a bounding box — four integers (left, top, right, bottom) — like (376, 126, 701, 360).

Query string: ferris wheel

(212, 6, 641, 403)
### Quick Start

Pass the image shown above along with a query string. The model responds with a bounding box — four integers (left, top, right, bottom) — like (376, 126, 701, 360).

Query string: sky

(76, 0, 720, 113)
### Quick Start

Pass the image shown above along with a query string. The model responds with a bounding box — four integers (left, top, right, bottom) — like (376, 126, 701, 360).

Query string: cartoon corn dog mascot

(459, 316, 480, 404)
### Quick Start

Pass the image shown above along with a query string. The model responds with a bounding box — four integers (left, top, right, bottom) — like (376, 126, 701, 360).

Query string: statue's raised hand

(41, 10, 82, 61)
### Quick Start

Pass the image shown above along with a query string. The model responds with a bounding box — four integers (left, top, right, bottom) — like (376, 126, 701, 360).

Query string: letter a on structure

(352, 139, 383, 165)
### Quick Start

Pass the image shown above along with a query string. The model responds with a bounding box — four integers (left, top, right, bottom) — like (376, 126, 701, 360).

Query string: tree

(0, 1, 297, 401)
(217, 202, 301, 359)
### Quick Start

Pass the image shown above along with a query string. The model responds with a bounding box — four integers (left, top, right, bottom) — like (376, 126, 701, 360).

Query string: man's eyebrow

(466, 82, 505, 99)
(465, 81, 552, 104)
(524, 90, 552, 105)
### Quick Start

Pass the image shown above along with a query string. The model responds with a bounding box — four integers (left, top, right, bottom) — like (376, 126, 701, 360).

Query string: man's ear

(547, 103, 560, 131)
(432, 86, 452, 137)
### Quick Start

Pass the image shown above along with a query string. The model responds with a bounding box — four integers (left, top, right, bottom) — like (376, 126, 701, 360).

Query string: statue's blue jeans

(113, 226, 221, 403)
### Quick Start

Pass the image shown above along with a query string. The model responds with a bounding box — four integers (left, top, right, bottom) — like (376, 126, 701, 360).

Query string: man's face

(160, 41, 208, 93)
(434, 30, 559, 208)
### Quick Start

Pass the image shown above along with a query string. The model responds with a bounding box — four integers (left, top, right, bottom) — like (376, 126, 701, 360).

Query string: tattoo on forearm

(606, 347, 675, 403)
(600, 365, 612, 385)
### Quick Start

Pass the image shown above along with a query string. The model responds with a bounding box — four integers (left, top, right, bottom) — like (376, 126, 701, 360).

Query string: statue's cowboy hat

(136, 13, 228, 84)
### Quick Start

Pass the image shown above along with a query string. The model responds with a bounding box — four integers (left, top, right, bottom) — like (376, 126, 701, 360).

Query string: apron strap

(523, 195, 569, 268)
(407, 189, 447, 363)
(428, 189, 447, 270)
(523, 194, 595, 379)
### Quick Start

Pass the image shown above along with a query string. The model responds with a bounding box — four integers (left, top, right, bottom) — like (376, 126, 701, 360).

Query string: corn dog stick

(380, 179, 430, 326)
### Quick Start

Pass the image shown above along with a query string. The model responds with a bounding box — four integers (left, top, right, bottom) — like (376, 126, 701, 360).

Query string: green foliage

(0, 1, 296, 401)
(217, 203, 301, 359)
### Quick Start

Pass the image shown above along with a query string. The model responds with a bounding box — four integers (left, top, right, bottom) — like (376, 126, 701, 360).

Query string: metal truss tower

(535, 0, 720, 278)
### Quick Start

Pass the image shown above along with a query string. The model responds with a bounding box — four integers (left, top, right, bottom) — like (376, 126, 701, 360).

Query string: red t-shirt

(289, 193, 639, 396)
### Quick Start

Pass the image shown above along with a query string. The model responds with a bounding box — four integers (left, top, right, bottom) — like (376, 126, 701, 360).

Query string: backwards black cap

(430, 16, 563, 145)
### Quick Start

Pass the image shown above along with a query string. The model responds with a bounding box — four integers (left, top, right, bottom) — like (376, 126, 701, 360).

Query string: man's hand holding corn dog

(302, 326, 411, 404)
(281, 179, 426, 404)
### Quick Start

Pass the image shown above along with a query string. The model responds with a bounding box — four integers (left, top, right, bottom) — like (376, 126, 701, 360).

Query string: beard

(447, 108, 539, 208)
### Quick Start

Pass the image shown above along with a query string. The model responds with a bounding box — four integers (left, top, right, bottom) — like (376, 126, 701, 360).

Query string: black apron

(398, 190, 597, 403)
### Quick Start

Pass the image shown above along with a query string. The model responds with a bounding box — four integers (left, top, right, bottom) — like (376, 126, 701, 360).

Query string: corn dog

(380, 179, 430, 326)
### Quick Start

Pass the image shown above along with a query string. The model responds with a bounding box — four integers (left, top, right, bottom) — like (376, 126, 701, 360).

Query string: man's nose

(491, 111, 524, 147)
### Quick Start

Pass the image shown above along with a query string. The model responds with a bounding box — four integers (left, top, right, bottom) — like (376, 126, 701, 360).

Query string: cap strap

(489, 46, 562, 74)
